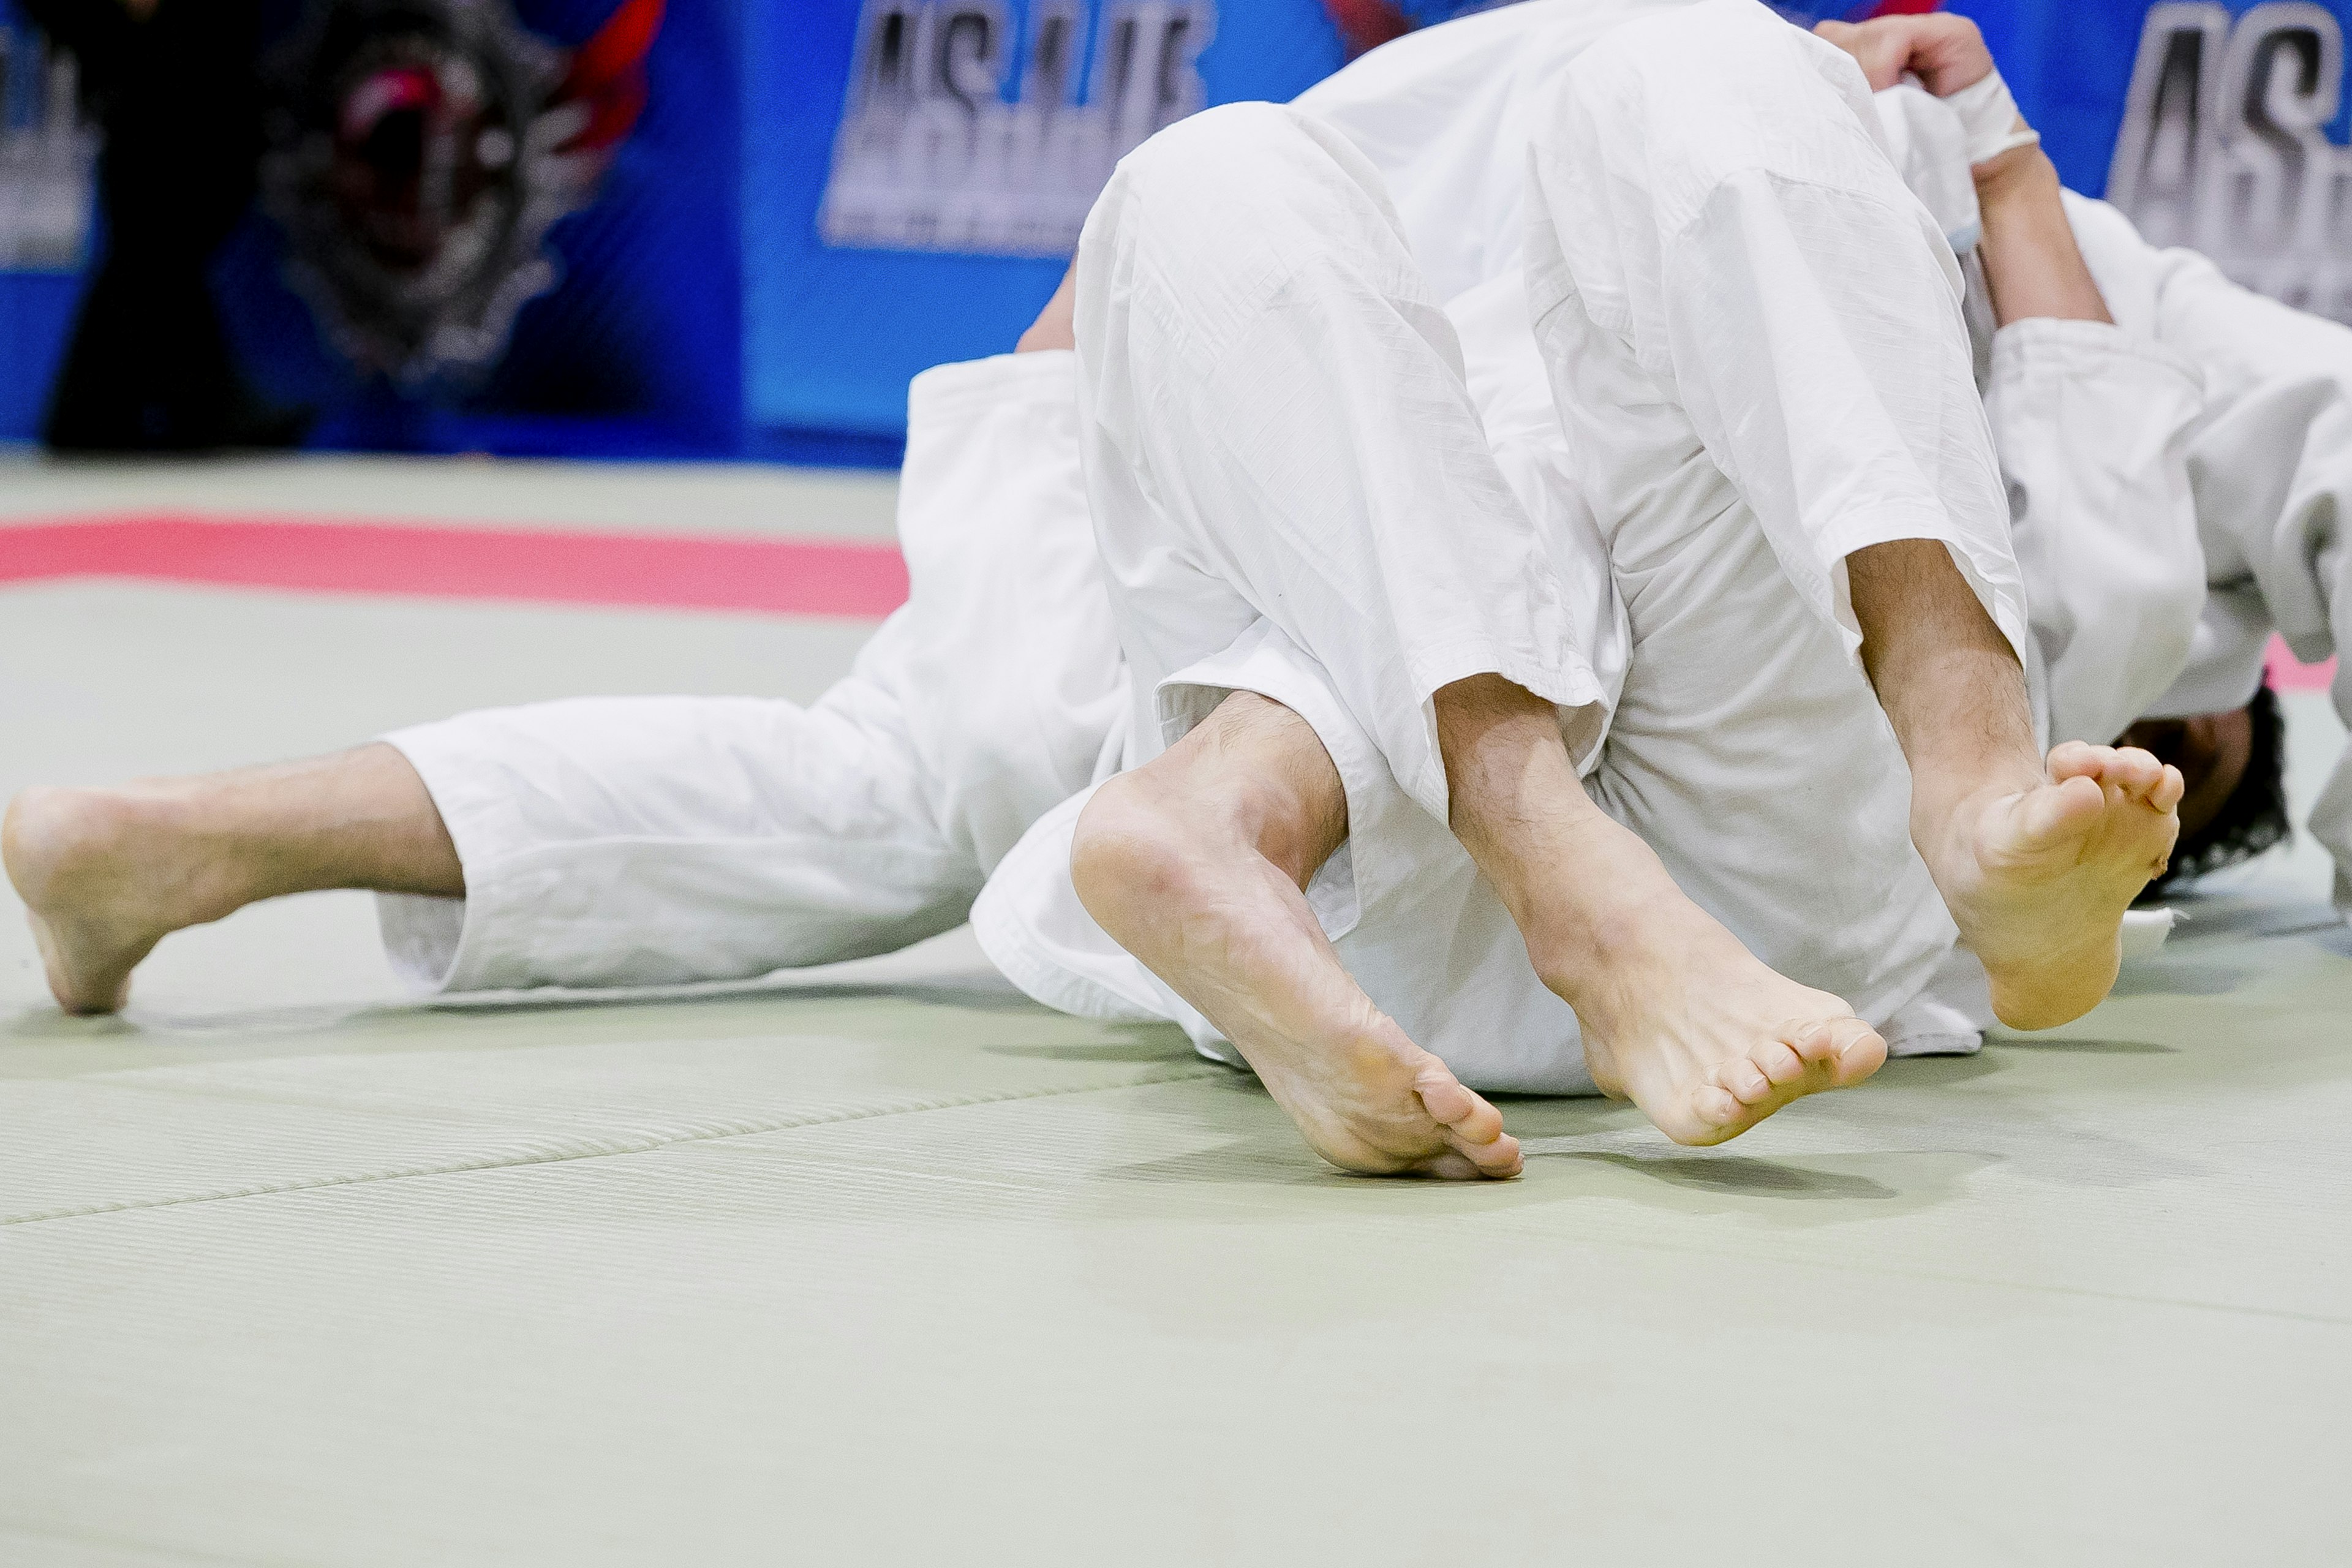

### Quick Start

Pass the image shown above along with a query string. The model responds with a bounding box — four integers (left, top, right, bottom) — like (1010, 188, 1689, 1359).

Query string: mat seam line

(1, 1064, 1227, 1228)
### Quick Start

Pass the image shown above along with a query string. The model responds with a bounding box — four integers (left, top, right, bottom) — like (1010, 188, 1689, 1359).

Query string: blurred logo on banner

(0, 7, 95, 271)
(260, 0, 662, 386)
(2109, 1, 2352, 323)
(819, 1, 1214, 256)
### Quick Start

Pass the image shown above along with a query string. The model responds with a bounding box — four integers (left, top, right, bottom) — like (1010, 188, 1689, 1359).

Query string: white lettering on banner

(820, 0, 1213, 256)
(2110, 2, 2352, 323)
(0, 20, 96, 271)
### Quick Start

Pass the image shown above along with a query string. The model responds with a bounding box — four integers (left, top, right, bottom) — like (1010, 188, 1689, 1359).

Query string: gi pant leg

(377, 352, 1127, 993)
(1523, 0, 2002, 1047)
(1070, 99, 1618, 824)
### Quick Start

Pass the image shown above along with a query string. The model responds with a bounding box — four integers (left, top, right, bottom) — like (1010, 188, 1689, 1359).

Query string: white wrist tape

(1940, 67, 2041, 165)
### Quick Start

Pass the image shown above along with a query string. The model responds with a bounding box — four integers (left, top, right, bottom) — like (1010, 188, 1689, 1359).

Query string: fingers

(1815, 13, 1992, 95)
(1814, 17, 1907, 89)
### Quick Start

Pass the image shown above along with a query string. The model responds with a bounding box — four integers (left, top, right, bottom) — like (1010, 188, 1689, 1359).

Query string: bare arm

(1972, 146, 2111, 327)
(1817, 12, 2109, 326)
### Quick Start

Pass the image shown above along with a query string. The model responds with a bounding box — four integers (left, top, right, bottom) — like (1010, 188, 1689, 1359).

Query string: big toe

(1414, 1063, 1521, 1178)
(1798, 1017, 1888, 1087)
(2015, 774, 2109, 846)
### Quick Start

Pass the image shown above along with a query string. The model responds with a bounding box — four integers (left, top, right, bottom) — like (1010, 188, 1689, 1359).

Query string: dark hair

(2141, 679, 2292, 899)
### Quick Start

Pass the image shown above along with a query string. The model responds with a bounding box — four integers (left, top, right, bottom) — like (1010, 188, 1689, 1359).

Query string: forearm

(1972, 146, 2111, 327)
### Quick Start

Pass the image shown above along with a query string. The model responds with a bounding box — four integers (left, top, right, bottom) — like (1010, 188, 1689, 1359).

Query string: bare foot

(1931, 742, 2184, 1030)
(1071, 771, 1522, 1180)
(1543, 867, 1888, 1147)
(2, 786, 238, 1014)
(1431, 673, 1887, 1147)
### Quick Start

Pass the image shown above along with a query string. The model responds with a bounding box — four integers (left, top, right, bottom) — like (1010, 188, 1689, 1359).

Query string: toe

(1721, 1057, 1774, 1107)
(1444, 1094, 1507, 1146)
(2152, 763, 2187, 813)
(2106, 746, 2166, 799)
(1784, 1020, 1841, 1065)
(2018, 774, 2108, 845)
(1755, 1039, 1808, 1085)
(1412, 1060, 1484, 1129)
(1444, 1127, 1523, 1178)
(1420, 1150, 1484, 1181)
(2046, 741, 2105, 782)
(1691, 1084, 1744, 1133)
(1824, 1017, 1888, 1085)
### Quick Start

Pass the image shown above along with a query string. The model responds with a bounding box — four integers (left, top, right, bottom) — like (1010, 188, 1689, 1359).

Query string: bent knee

(1553, 0, 1882, 187)
(1069, 772, 1203, 922)
(1090, 101, 1408, 293)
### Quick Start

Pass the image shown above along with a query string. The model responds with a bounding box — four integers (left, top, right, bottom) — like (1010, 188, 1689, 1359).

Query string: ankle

(1910, 744, 2043, 834)
(1509, 831, 1693, 1003)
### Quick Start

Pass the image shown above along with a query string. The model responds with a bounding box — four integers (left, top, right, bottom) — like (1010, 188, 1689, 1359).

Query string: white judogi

(973, 0, 2008, 1090)
(379, 0, 2011, 1088)
(375, 1, 2347, 1096)
(377, 352, 1127, 991)
(1884, 83, 2352, 914)
(2027, 193, 2352, 914)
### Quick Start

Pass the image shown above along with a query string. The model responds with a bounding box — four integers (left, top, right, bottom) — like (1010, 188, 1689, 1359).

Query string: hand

(1814, 12, 1994, 96)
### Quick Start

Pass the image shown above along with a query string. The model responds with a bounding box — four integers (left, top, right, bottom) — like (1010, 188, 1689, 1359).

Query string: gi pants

(971, 0, 2008, 1091)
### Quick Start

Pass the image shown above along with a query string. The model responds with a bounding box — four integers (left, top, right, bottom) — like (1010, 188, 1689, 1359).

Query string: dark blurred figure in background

(19, 0, 301, 450)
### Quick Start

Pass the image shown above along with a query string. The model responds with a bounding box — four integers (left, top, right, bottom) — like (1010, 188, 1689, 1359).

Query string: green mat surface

(4, 480, 2348, 1565)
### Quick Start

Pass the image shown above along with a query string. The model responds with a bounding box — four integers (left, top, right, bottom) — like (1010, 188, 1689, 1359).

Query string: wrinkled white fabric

(1065, 99, 1617, 826)
(2098, 223, 2352, 913)
(973, 1, 1996, 1088)
(1983, 316, 2206, 748)
(1874, 84, 1980, 255)
(1302, 0, 2027, 669)
(377, 351, 1128, 992)
(1957, 176, 2352, 914)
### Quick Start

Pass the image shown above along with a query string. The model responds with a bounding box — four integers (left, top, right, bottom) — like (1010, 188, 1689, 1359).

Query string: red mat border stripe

(0, 510, 2334, 690)
(0, 512, 911, 620)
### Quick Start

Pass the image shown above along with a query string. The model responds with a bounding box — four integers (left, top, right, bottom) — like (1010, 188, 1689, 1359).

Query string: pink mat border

(0, 512, 910, 620)
(0, 509, 2335, 690)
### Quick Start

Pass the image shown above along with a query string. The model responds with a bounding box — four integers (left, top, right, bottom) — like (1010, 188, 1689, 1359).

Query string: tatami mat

(2, 460, 2347, 1565)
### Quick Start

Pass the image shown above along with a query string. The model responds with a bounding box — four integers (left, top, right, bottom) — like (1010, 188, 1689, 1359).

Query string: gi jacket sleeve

(2149, 246, 2352, 915)
(1983, 314, 2207, 750)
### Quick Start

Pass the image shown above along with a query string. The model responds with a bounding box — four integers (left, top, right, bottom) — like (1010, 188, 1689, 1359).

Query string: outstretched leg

(1072, 692, 1521, 1178)
(1849, 541, 2181, 1028)
(1434, 676, 1887, 1145)
(4, 745, 459, 1014)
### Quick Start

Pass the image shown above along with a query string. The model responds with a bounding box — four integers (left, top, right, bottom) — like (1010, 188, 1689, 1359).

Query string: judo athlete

(6, 2, 2267, 1178)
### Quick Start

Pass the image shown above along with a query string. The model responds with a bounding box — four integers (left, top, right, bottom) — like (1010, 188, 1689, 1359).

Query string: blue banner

(4, 1, 2351, 456)
(742, 0, 1355, 461)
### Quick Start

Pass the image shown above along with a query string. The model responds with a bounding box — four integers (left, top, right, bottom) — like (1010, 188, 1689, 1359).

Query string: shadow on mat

(1987, 1034, 2176, 1055)
(2107, 962, 2248, 999)
(81, 974, 1064, 1039)
(986, 1023, 1196, 1065)
(1539, 1150, 1896, 1201)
